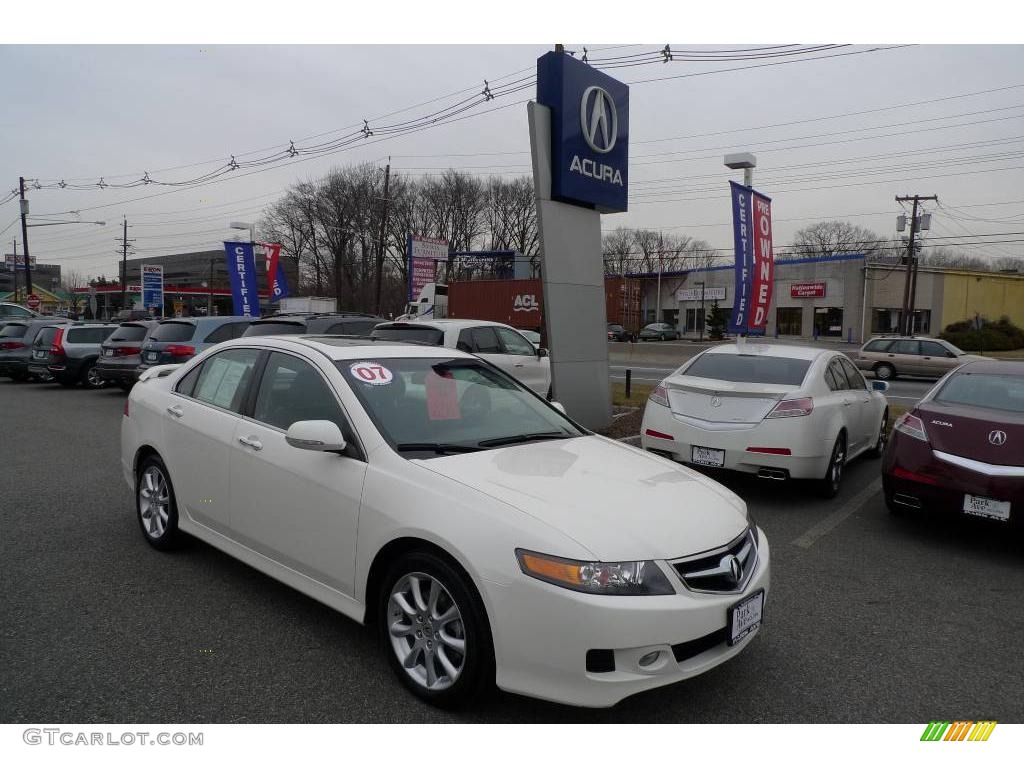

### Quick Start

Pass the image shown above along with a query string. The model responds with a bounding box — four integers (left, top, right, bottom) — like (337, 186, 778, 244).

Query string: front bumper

(641, 405, 829, 480)
(484, 531, 770, 708)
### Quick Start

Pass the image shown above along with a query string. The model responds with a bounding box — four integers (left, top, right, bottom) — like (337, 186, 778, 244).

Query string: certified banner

(728, 181, 774, 333)
(223, 241, 260, 317)
(260, 242, 290, 302)
(141, 264, 164, 310)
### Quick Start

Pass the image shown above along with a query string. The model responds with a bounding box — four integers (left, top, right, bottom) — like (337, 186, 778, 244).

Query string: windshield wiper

(394, 442, 482, 455)
(477, 432, 574, 448)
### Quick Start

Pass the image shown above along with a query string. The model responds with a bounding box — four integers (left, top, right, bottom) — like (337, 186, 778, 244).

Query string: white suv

(371, 319, 552, 397)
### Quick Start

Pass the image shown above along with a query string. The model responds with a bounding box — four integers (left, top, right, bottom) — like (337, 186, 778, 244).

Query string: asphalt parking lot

(2, 379, 1022, 723)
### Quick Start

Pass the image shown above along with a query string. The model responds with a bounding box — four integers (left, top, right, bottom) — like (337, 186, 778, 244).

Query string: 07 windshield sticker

(349, 361, 394, 386)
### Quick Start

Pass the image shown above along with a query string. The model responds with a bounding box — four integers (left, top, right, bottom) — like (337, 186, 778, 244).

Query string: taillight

(115, 346, 136, 356)
(893, 412, 928, 442)
(767, 397, 814, 418)
(164, 344, 196, 357)
(0, 341, 25, 350)
(649, 382, 670, 407)
(645, 428, 674, 440)
(123, 398, 130, 417)
(50, 327, 65, 356)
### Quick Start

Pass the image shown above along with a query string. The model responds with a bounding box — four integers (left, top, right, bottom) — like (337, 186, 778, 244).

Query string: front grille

(671, 528, 758, 594)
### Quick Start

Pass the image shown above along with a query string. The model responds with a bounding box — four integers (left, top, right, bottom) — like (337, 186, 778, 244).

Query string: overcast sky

(1, 43, 1022, 279)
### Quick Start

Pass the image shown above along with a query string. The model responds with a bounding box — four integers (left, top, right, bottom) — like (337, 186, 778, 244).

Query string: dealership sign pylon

(728, 181, 774, 334)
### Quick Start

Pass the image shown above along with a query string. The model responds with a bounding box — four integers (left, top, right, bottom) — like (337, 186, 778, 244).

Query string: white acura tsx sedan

(121, 335, 769, 708)
(641, 343, 890, 497)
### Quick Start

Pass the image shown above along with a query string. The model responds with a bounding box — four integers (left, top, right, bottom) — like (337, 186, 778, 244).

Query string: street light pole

(696, 280, 706, 342)
(19, 177, 32, 298)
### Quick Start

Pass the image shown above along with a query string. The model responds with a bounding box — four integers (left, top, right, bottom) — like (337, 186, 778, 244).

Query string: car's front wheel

(868, 409, 889, 458)
(136, 455, 183, 550)
(81, 361, 105, 389)
(818, 434, 846, 498)
(379, 551, 494, 708)
(874, 363, 896, 381)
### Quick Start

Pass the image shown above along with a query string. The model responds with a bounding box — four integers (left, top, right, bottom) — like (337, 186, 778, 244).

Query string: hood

(414, 436, 749, 561)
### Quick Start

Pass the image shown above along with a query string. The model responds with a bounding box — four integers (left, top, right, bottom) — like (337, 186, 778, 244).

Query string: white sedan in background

(122, 336, 769, 708)
(641, 343, 890, 497)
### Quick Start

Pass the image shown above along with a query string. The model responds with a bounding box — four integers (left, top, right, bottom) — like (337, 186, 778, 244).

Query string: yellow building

(939, 269, 1024, 330)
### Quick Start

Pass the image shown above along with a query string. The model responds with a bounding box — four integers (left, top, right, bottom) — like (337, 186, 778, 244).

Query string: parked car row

(639, 341, 1022, 526)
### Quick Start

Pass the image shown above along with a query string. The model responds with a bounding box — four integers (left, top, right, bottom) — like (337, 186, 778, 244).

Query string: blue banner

(141, 264, 163, 309)
(728, 181, 753, 334)
(224, 241, 260, 317)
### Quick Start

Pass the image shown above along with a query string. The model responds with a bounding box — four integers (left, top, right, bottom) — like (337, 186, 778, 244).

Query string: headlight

(516, 549, 675, 595)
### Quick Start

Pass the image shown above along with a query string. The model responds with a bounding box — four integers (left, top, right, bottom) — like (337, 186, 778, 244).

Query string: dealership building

(637, 252, 1024, 342)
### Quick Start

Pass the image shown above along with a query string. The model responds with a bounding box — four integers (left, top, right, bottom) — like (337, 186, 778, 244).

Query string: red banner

(749, 193, 774, 330)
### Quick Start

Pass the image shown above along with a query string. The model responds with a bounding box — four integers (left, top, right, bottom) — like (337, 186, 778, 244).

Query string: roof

(956, 359, 1024, 376)
(288, 336, 475, 361)
(376, 319, 509, 331)
(704, 342, 832, 361)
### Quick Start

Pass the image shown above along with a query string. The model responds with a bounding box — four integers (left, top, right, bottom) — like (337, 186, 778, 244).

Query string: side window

(839, 358, 866, 390)
(204, 322, 250, 344)
(253, 352, 347, 433)
(495, 327, 536, 356)
(920, 340, 951, 357)
(191, 348, 260, 413)
(456, 330, 473, 353)
(825, 362, 844, 392)
(176, 362, 203, 397)
(470, 326, 502, 354)
(865, 339, 892, 352)
(893, 340, 920, 355)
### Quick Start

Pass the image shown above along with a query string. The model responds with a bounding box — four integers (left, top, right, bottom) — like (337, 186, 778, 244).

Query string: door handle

(166, 405, 183, 418)
(514, 363, 525, 368)
(238, 436, 263, 451)
(842, 400, 852, 407)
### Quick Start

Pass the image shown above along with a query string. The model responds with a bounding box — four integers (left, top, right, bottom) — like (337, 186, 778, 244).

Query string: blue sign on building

(141, 264, 163, 309)
(537, 51, 629, 213)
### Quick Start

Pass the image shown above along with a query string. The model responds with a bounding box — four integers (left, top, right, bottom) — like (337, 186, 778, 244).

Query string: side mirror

(872, 380, 890, 392)
(285, 420, 347, 453)
(550, 401, 566, 414)
(537, 347, 549, 359)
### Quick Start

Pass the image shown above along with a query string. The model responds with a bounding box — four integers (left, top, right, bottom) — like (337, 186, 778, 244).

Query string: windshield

(243, 321, 305, 336)
(371, 326, 445, 345)
(935, 373, 1024, 413)
(684, 353, 812, 386)
(338, 357, 585, 455)
(109, 324, 149, 342)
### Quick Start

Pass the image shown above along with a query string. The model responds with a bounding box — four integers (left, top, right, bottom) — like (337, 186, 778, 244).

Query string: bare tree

(791, 220, 885, 258)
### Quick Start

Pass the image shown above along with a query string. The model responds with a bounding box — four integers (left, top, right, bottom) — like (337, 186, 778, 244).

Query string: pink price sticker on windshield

(349, 361, 394, 386)
(426, 370, 460, 420)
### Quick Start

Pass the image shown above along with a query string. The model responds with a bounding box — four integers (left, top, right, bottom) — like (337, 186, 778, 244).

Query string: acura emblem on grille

(989, 430, 1007, 446)
(722, 554, 743, 584)
(711, 395, 722, 407)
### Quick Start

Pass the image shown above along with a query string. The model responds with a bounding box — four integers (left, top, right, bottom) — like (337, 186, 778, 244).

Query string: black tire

(378, 550, 494, 708)
(57, 375, 78, 387)
(874, 363, 896, 381)
(867, 409, 889, 458)
(135, 454, 184, 550)
(118, 380, 134, 392)
(80, 361, 105, 389)
(818, 433, 847, 499)
(8, 370, 29, 382)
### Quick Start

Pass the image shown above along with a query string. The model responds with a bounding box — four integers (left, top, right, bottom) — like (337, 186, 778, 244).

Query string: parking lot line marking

(791, 478, 882, 549)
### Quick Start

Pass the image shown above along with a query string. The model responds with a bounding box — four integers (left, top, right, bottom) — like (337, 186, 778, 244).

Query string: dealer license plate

(104, 348, 115, 357)
(962, 494, 1010, 522)
(728, 589, 764, 646)
(145, 351, 159, 362)
(691, 445, 725, 468)
(32, 350, 46, 359)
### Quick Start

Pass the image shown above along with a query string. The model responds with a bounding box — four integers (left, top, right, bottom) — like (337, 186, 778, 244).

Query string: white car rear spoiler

(137, 364, 182, 383)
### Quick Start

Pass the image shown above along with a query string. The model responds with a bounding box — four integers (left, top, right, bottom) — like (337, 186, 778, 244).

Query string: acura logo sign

(721, 555, 743, 585)
(989, 430, 1007, 446)
(711, 395, 722, 408)
(580, 86, 617, 153)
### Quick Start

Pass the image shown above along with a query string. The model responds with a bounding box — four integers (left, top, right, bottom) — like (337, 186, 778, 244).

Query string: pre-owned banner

(223, 241, 260, 317)
(728, 181, 774, 333)
(260, 242, 290, 302)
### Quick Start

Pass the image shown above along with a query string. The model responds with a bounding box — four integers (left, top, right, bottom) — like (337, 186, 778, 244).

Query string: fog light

(639, 651, 661, 667)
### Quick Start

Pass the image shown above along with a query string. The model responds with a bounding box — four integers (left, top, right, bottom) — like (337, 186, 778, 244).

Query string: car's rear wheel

(8, 370, 28, 382)
(81, 361, 105, 389)
(379, 551, 493, 708)
(57, 375, 77, 387)
(818, 434, 846, 498)
(136, 455, 183, 550)
(874, 363, 896, 381)
(868, 409, 889, 458)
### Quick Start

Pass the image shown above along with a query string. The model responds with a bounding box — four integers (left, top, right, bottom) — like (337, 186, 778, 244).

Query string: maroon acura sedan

(882, 359, 1023, 524)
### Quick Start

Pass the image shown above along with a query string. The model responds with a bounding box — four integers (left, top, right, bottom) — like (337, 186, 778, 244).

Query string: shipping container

(447, 277, 642, 333)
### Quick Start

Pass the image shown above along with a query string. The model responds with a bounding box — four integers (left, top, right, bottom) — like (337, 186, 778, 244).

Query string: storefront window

(813, 307, 844, 337)
(684, 307, 705, 334)
(776, 307, 803, 336)
(872, 308, 930, 334)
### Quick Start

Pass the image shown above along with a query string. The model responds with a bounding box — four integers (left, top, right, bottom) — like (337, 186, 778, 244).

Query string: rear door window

(838, 357, 867, 390)
(66, 327, 116, 344)
(864, 339, 893, 352)
(470, 327, 502, 354)
(150, 322, 196, 342)
(191, 348, 261, 413)
(495, 327, 536, 356)
(892, 340, 920, 355)
(824, 362, 844, 392)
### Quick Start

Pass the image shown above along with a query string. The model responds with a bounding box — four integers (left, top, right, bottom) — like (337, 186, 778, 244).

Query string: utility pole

(208, 257, 215, 315)
(115, 216, 136, 312)
(895, 195, 938, 336)
(374, 160, 391, 315)
(19, 177, 32, 299)
(11, 239, 17, 302)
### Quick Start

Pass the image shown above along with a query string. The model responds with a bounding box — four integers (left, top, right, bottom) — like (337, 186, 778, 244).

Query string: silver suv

(29, 323, 118, 388)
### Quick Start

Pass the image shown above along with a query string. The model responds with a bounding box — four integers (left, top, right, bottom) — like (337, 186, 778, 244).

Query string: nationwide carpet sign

(224, 241, 260, 317)
(728, 181, 775, 334)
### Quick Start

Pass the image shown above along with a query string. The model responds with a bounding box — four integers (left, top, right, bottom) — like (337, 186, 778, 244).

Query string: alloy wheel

(138, 466, 170, 539)
(387, 572, 467, 692)
(830, 441, 845, 489)
(86, 365, 104, 388)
